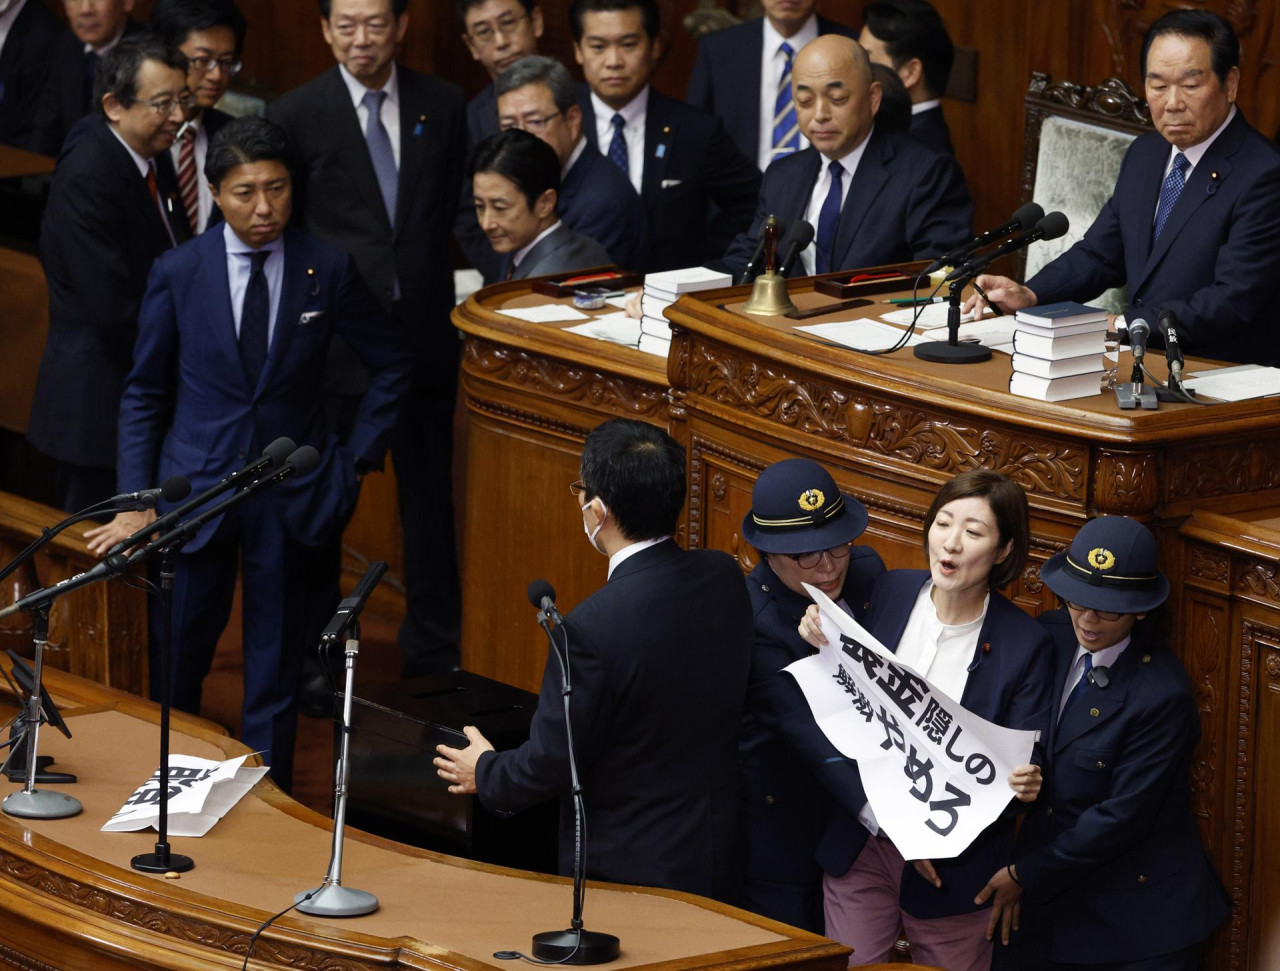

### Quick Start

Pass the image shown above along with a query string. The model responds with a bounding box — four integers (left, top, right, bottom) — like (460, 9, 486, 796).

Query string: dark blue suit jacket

(560, 141, 646, 270)
(0, 0, 60, 148)
(909, 105, 955, 156)
(685, 15, 859, 167)
(465, 81, 498, 150)
(1026, 110, 1280, 365)
(476, 540, 753, 902)
(578, 86, 760, 272)
(722, 131, 972, 280)
(740, 550, 885, 898)
(117, 225, 412, 552)
(1008, 610, 1230, 965)
(814, 570, 1053, 920)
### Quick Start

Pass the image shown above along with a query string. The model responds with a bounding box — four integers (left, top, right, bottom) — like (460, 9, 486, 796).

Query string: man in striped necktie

(152, 0, 246, 236)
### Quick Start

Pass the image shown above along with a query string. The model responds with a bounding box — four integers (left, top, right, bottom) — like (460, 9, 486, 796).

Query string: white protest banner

(785, 584, 1037, 860)
(103, 754, 269, 838)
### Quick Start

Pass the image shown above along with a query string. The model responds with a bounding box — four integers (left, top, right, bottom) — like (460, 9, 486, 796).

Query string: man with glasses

(436, 418, 754, 900)
(269, 0, 467, 685)
(149, 0, 247, 235)
(455, 0, 542, 149)
(491, 55, 643, 272)
(737, 457, 884, 931)
(27, 35, 189, 512)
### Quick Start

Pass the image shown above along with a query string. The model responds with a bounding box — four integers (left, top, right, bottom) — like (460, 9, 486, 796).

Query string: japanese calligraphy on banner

(102, 754, 269, 838)
(785, 583, 1037, 861)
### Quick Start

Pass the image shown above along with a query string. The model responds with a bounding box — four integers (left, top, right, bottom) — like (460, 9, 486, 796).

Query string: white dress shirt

(0, 0, 29, 56)
(338, 61, 401, 168)
(911, 99, 942, 116)
(800, 128, 874, 276)
(607, 535, 671, 579)
(1058, 636, 1131, 717)
(224, 221, 285, 345)
(591, 86, 647, 195)
(170, 112, 214, 234)
(757, 15, 818, 171)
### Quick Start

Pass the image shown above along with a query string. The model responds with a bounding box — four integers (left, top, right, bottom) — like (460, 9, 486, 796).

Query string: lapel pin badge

(1089, 707, 1100, 717)
(413, 114, 426, 137)
(307, 266, 319, 296)
(981, 642, 991, 653)
(1207, 171, 1220, 195)
(655, 144, 666, 158)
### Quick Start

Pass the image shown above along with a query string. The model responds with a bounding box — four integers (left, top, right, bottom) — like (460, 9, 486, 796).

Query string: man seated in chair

(971, 9, 1280, 366)
(722, 34, 971, 282)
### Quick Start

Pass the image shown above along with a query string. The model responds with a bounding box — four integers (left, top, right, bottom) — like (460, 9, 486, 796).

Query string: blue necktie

(607, 113, 629, 177)
(239, 251, 270, 388)
(771, 42, 799, 162)
(1153, 152, 1190, 241)
(814, 159, 844, 274)
(362, 89, 398, 228)
(1059, 653, 1093, 722)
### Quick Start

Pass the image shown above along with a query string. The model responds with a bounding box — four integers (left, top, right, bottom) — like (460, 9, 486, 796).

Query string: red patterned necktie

(177, 126, 199, 234)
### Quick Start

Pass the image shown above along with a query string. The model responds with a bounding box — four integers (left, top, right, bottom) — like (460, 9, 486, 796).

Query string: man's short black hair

(454, 0, 536, 31)
(871, 62, 911, 134)
(149, 0, 248, 55)
(205, 116, 297, 188)
(1141, 9, 1239, 84)
(569, 0, 658, 43)
(94, 35, 188, 117)
(318, 0, 408, 19)
(469, 128, 560, 209)
(579, 419, 685, 541)
(862, 0, 954, 99)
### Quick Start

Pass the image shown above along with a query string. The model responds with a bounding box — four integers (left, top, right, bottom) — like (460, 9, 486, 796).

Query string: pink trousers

(823, 834, 993, 971)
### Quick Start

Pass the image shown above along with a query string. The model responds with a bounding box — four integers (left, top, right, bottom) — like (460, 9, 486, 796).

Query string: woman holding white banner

(979, 515, 1230, 971)
(798, 469, 1052, 971)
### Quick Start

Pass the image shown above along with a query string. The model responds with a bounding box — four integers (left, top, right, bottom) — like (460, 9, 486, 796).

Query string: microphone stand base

(532, 929, 621, 964)
(132, 845, 195, 873)
(913, 340, 991, 364)
(2, 788, 81, 819)
(295, 883, 379, 917)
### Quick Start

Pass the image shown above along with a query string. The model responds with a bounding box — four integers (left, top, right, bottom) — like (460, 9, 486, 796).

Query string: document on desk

(797, 319, 928, 351)
(880, 304, 982, 328)
(563, 312, 643, 347)
(1182, 364, 1280, 402)
(498, 304, 590, 323)
(102, 754, 270, 837)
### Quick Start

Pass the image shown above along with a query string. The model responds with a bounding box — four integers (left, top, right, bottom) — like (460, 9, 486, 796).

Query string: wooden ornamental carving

(1091, 449, 1159, 516)
(1237, 558, 1280, 605)
(687, 435, 766, 550)
(1167, 439, 1280, 503)
(1189, 543, 1231, 589)
(463, 338, 667, 420)
(685, 338, 1086, 500)
(1184, 598, 1226, 824)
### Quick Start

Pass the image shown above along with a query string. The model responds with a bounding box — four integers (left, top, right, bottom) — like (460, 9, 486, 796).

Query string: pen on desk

(970, 282, 1007, 316)
(886, 296, 945, 305)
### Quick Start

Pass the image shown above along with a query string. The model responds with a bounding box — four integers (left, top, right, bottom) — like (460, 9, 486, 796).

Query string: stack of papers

(639, 266, 732, 358)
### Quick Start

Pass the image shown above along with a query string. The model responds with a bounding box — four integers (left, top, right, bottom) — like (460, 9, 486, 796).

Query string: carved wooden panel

(1183, 595, 1229, 828)
(1190, 543, 1233, 590)
(1245, 622, 1280, 971)
(1091, 448, 1160, 516)
(1167, 440, 1280, 505)
(683, 337, 1088, 502)
(1237, 558, 1280, 606)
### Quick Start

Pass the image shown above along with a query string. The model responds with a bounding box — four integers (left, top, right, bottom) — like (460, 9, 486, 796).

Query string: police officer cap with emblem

(1039, 515, 1170, 615)
(742, 458, 868, 555)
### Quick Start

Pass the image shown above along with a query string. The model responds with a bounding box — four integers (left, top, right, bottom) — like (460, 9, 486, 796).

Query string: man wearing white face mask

(435, 418, 754, 901)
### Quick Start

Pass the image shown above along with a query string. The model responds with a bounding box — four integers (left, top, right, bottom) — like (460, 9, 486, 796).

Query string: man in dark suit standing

(723, 35, 971, 281)
(268, 0, 467, 678)
(686, 0, 857, 172)
(860, 0, 957, 156)
(26, 0, 141, 156)
(456, 0, 542, 149)
(435, 419, 753, 901)
(495, 55, 643, 270)
(28, 35, 188, 513)
(150, 0, 246, 236)
(973, 10, 1280, 366)
(571, 0, 760, 272)
(89, 117, 411, 793)
(0, 0, 60, 147)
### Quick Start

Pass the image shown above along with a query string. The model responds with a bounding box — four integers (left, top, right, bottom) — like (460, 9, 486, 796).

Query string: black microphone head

(1036, 211, 1070, 241)
(528, 579, 556, 609)
(160, 475, 191, 502)
(262, 437, 297, 468)
(788, 219, 816, 248)
(1159, 308, 1178, 332)
(1129, 317, 1150, 340)
(285, 445, 320, 476)
(1012, 201, 1045, 231)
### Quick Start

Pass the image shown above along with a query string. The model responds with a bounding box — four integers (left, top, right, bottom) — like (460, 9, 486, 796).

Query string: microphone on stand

(1114, 318, 1158, 410)
(738, 217, 787, 285)
(944, 211, 1070, 281)
(925, 201, 1044, 274)
(107, 476, 191, 511)
(1160, 309, 1187, 390)
(778, 220, 816, 278)
(520, 579, 620, 965)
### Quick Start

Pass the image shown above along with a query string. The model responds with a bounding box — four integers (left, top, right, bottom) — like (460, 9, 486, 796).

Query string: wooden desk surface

(0, 669, 846, 970)
(0, 144, 55, 179)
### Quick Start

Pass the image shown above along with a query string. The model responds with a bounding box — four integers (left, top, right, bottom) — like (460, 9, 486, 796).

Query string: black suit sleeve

(686, 39, 714, 110)
(702, 118, 764, 256)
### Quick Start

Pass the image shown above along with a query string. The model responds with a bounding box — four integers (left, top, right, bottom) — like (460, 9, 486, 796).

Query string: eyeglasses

(501, 111, 562, 133)
(142, 94, 195, 115)
(188, 55, 243, 76)
(1063, 601, 1125, 622)
(468, 12, 529, 47)
(569, 479, 587, 498)
(782, 545, 852, 570)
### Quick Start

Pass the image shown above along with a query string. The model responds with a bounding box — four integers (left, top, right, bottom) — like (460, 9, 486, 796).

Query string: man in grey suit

(471, 128, 609, 279)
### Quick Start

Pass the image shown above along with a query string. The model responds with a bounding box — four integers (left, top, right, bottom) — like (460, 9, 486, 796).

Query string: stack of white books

(1009, 301, 1109, 401)
(638, 267, 732, 357)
